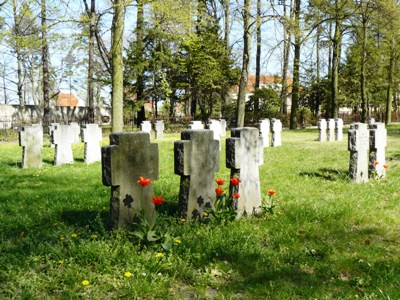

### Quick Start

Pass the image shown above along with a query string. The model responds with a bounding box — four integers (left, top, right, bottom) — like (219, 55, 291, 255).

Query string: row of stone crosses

(317, 118, 388, 183)
(19, 118, 283, 169)
(141, 118, 283, 148)
(19, 122, 103, 168)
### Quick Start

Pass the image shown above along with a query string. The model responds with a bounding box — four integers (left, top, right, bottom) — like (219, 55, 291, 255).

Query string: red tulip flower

(215, 188, 224, 195)
(233, 193, 240, 199)
(152, 196, 163, 205)
(267, 189, 276, 196)
(138, 176, 151, 186)
(230, 177, 241, 186)
(215, 178, 225, 186)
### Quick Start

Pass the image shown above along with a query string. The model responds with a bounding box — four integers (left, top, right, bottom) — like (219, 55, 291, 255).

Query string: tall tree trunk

(41, 0, 50, 129)
(289, 0, 300, 129)
(136, 0, 146, 127)
(12, 0, 24, 109)
(224, 0, 230, 49)
(360, 14, 367, 123)
(237, 0, 251, 127)
(385, 39, 395, 125)
(330, 15, 342, 119)
(254, 0, 261, 115)
(280, 0, 292, 114)
(221, 0, 230, 111)
(87, 0, 96, 123)
(315, 20, 321, 116)
(111, 0, 125, 132)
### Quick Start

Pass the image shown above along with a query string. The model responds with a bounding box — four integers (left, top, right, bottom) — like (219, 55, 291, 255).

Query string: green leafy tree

(183, 25, 238, 122)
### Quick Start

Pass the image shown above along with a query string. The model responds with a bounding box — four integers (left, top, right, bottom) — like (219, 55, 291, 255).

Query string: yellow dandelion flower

(91, 234, 98, 239)
(71, 233, 77, 238)
(60, 236, 65, 241)
(81, 280, 90, 286)
(203, 212, 208, 217)
(175, 239, 182, 244)
(179, 218, 186, 223)
(124, 271, 132, 278)
(58, 260, 64, 264)
(155, 252, 164, 258)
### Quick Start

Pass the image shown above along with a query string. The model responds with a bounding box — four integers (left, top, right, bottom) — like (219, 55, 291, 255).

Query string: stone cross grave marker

(174, 130, 219, 219)
(52, 124, 76, 165)
(208, 119, 222, 150)
(154, 120, 165, 140)
(102, 132, 159, 229)
(49, 123, 59, 148)
(226, 127, 264, 215)
(335, 118, 344, 141)
(19, 124, 43, 168)
(259, 119, 270, 147)
(318, 119, 327, 142)
(81, 124, 102, 164)
(369, 118, 375, 126)
(69, 122, 81, 144)
(270, 118, 282, 147)
(369, 122, 387, 178)
(348, 123, 369, 183)
(141, 121, 152, 134)
(327, 118, 335, 141)
(220, 119, 227, 137)
(188, 120, 204, 130)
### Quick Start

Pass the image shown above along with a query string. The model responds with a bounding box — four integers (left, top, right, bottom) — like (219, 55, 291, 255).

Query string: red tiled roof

(231, 74, 293, 94)
(57, 93, 79, 106)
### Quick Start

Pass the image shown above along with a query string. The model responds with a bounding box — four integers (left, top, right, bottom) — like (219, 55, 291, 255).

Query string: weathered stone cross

(174, 130, 219, 219)
(19, 124, 43, 168)
(348, 123, 369, 183)
(81, 124, 102, 164)
(102, 132, 159, 229)
(52, 124, 76, 165)
(226, 127, 264, 214)
(369, 122, 387, 178)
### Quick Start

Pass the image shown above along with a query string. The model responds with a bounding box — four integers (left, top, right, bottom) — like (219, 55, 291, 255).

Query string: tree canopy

(1, 0, 400, 128)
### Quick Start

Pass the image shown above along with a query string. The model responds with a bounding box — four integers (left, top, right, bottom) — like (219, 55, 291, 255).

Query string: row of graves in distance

(317, 118, 388, 182)
(18, 118, 284, 168)
(19, 123, 103, 168)
(19, 118, 387, 228)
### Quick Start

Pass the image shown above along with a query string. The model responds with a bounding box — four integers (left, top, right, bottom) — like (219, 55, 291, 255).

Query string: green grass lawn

(1, 127, 400, 299)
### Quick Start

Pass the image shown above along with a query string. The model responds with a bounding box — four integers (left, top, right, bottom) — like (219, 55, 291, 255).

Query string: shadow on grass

(388, 152, 400, 161)
(299, 168, 348, 181)
(7, 161, 22, 168)
(61, 209, 109, 229)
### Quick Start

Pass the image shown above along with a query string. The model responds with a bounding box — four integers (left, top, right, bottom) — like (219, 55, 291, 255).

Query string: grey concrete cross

(81, 124, 102, 164)
(348, 123, 369, 183)
(19, 124, 43, 168)
(52, 124, 76, 165)
(226, 127, 264, 215)
(102, 132, 159, 229)
(174, 130, 219, 219)
(369, 122, 387, 178)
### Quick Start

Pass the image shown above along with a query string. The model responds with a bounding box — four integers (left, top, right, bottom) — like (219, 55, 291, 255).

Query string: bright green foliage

(182, 24, 239, 120)
(247, 86, 280, 119)
(124, 0, 238, 121)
